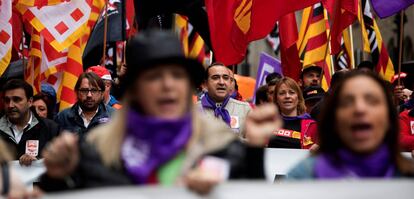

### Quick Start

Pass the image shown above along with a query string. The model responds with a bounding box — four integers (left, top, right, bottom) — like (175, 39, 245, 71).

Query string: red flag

(324, 0, 358, 54)
(279, 13, 302, 81)
(205, 0, 321, 66)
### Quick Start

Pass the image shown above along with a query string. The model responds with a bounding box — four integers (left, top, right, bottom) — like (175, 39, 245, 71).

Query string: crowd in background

(0, 30, 414, 198)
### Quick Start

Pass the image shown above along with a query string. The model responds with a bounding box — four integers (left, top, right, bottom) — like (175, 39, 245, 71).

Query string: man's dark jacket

(0, 112, 59, 159)
(55, 102, 114, 138)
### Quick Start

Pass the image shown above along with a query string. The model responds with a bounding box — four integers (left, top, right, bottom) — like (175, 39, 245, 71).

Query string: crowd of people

(0, 29, 413, 198)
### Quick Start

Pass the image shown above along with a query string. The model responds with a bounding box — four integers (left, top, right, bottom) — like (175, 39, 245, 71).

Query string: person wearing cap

(39, 30, 281, 194)
(54, 72, 115, 138)
(299, 65, 323, 89)
(86, 66, 122, 110)
(198, 62, 252, 136)
(303, 86, 326, 114)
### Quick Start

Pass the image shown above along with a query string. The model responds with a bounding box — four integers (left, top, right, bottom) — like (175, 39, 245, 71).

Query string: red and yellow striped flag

(298, 2, 333, 90)
(15, 0, 64, 7)
(359, 0, 394, 81)
(21, 0, 104, 111)
(336, 27, 354, 70)
(175, 14, 207, 65)
(0, 0, 13, 75)
(16, 0, 103, 52)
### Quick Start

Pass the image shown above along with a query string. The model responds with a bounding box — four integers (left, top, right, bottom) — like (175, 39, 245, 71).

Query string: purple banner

(371, 0, 414, 18)
(253, 52, 282, 102)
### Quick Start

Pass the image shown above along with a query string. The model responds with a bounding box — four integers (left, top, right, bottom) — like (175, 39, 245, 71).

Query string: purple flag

(253, 52, 282, 102)
(371, 0, 414, 18)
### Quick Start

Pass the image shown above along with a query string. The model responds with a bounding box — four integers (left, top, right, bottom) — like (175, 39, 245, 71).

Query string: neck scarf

(314, 145, 395, 179)
(121, 109, 192, 184)
(201, 93, 231, 125)
(282, 113, 312, 121)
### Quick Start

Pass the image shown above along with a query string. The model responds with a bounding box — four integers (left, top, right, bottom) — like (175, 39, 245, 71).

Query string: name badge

(230, 115, 240, 129)
(26, 140, 39, 157)
(411, 121, 414, 135)
(274, 129, 301, 139)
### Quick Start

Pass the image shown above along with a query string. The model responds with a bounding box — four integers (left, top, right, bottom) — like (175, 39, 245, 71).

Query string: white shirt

(78, 107, 99, 128)
(9, 113, 33, 144)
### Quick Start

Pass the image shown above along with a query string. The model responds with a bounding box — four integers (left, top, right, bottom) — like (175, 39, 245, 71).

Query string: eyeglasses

(78, 89, 102, 95)
(209, 75, 234, 82)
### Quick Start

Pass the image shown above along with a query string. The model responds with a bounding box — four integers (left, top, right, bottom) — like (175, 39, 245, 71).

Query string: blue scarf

(201, 94, 231, 125)
(314, 145, 395, 178)
(121, 109, 192, 184)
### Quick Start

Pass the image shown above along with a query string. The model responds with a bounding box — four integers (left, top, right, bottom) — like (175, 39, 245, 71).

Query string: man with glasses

(55, 72, 114, 137)
(198, 63, 251, 136)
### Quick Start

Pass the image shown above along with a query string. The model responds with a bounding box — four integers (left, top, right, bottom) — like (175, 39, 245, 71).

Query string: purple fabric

(201, 93, 231, 125)
(371, 0, 414, 18)
(121, 109, 192, 184)
(314, 145, 395, 179)
(282, 113, 312, 121)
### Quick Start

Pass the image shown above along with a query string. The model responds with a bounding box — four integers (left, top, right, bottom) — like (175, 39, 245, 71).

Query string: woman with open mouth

(287, 70, 414, 179)
(267, 77, 318, 150)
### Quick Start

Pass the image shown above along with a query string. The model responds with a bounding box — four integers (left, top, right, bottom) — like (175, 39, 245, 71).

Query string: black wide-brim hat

(124, 30, 205, 88)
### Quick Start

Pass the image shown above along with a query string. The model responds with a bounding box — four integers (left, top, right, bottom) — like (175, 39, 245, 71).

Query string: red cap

(391, 72, 407, 84)
(86, 66, 112, 81)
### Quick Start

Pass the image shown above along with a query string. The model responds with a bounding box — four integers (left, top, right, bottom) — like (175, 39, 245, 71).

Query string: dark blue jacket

(55, 102, 114, 138)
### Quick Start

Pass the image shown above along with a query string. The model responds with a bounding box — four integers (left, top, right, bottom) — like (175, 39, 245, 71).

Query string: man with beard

(55, 72, 114, 137)
(0, 79, 59, 166)
(198, 63, 251, 136)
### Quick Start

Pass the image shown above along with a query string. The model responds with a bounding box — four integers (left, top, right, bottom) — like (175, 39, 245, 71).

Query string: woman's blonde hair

(274, 77, 306, 115)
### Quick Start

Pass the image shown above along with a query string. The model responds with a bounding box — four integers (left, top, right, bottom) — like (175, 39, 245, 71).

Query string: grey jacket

(197, 98, 251, 136)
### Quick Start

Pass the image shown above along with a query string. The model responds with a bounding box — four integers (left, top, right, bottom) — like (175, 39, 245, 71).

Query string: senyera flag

(371, 0, 414, 18)
(205, 0, 321, 66)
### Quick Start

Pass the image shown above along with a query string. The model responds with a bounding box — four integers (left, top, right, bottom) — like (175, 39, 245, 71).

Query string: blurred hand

(42, 132, 79, 178)
(117, 64, 127, 77)
(309, 144, 319, 155)
(19, 154, 36, 166)
(244, 104, 282, 147)
(5, 167, 42, 199)
(184, 167, 220, 196)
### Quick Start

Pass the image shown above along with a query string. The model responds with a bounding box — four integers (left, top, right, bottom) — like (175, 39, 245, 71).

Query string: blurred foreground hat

(125, 30, 205, 88)
(303, 86, 325, 101)
(86, 66, 112, 81)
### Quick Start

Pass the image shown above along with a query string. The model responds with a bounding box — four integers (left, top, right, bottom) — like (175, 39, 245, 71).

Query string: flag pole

(322, 0, 339, 80)
(349, 25, 355, 69)
(102, 0, 109, 67)
(21, 30, 26, 69)
(397, 10, 405, 86)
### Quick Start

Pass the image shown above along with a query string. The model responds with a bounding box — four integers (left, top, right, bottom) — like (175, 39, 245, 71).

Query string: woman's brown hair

(273, 77, 306, 115)
(318, 70, 414, 175)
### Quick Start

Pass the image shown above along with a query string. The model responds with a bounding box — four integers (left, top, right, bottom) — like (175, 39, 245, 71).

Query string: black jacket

(0, 112, 60, 159)
(55, 102, 114, 138)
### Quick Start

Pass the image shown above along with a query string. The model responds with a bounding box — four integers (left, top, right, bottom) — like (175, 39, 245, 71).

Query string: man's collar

(78, 106, 99, 117)
(7, 111, 37, 131)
